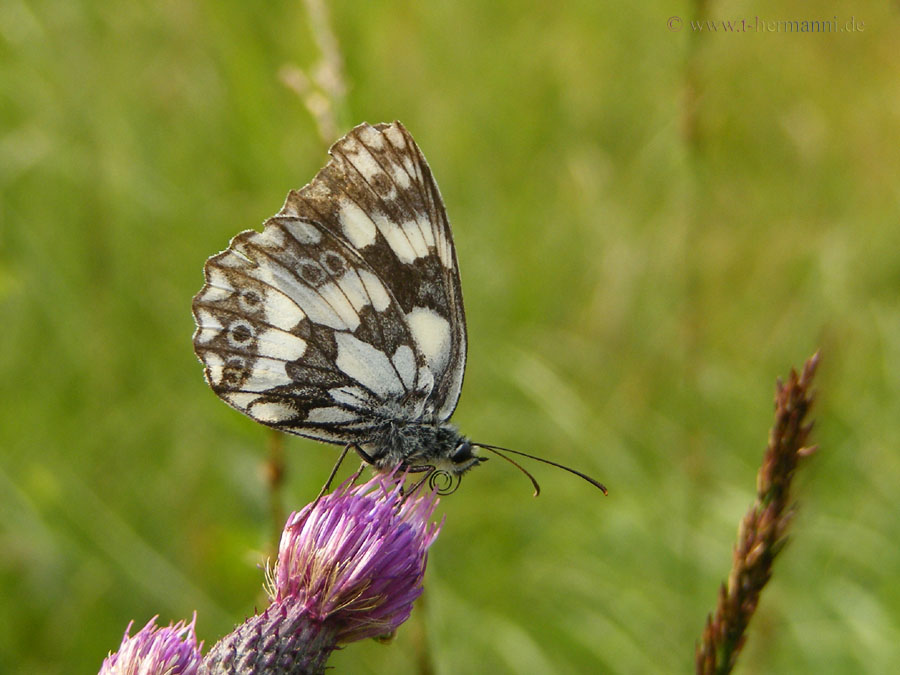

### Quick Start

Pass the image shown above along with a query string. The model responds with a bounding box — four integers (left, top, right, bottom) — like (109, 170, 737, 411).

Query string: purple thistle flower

(200, 472, 442, 673)
(100, 614, 202, 675)
(270, 472, 442, 643)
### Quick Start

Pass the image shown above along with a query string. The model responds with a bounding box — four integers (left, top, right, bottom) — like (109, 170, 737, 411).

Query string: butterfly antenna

(476, 445, 542, 497)
(476, 443, 608, 496)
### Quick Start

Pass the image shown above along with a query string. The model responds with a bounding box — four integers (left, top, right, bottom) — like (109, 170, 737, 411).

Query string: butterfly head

(445, 439, 487, 475)
(409, 439, 487, 496)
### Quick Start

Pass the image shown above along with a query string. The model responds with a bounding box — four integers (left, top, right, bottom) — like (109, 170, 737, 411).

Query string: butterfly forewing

(278, 122, 466, 420)
(193, 215, 438, 443)
(192, 122, 466, 446)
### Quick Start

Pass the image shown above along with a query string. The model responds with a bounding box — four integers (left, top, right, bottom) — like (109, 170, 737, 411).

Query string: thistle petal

(270, 473, 442, 643)
(100, 614, 202, 675)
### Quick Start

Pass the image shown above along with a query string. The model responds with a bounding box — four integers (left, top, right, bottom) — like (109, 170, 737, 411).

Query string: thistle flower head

(99, 614, 202, 675)
(268, 472, 442, 643)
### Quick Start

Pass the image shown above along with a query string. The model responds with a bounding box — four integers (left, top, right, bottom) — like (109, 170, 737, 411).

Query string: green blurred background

(2, 0, 899, 672)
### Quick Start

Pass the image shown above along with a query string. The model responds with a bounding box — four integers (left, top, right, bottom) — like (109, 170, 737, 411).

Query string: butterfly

(192, 122, 606, 495)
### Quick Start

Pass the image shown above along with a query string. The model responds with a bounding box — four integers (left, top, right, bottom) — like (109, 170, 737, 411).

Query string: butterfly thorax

(362, 421, 483, 476)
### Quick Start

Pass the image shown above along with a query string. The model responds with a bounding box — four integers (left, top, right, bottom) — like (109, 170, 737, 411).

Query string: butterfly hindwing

(278, 122, 467, 421)
(192, 214, 436, 444)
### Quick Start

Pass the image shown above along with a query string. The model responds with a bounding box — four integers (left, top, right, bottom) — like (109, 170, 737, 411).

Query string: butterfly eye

(450, 441, 473, 464)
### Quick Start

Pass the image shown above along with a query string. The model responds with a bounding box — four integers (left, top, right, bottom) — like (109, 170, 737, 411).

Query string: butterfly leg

(313, 443, 353, 505)
(353, 444, 377, 465)
(403, 469, 433, 498)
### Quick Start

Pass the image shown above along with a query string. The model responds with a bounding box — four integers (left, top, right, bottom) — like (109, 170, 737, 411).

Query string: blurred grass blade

(695, 353, 820, 674)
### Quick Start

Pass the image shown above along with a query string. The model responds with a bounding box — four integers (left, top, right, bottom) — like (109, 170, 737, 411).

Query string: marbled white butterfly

(192, 122, 606, 495)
